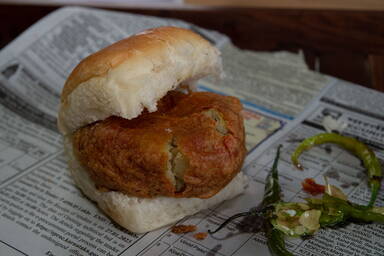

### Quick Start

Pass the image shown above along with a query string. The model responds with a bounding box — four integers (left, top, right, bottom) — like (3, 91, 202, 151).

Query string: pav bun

(59, 27, 247, 233)
(58, 26, 222, 134)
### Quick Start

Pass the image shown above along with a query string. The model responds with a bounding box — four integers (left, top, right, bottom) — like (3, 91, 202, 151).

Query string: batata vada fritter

(58, 26, 248, 233)
(72, 91, 246, 198)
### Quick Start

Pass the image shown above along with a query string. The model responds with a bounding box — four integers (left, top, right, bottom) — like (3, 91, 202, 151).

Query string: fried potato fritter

(72, 91, 246, 198)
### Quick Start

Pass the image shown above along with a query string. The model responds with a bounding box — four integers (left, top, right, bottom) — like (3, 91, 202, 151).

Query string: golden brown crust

(58, 26, 221, 135)
(72, 92, 246, 198)
(61, 26, 212, 103)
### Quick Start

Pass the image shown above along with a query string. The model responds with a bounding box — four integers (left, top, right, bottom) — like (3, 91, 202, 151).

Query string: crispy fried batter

(171, 224, 197, 234)
(193, 232, 208, 240)
(72, 91, 246, 198)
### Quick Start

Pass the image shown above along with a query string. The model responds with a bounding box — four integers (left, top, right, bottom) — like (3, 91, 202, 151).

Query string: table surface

(1, 4, 383, 91)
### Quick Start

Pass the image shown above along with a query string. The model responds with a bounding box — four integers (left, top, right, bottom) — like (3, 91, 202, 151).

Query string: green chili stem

(208, 212, 251, 234)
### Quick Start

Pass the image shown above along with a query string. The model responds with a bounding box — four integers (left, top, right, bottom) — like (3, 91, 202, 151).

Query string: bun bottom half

(65, 139, 248, 233)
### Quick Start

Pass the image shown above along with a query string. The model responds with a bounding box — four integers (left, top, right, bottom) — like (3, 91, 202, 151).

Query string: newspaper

(0, 6, 383, 256)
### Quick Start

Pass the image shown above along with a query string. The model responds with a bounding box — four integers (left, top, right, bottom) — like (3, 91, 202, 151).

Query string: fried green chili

(291, 133, 382, 208)
(263, 145, 294, 256)
(317, 194, 384, 226)
(208, 139, 384, 256)
(262, 145, 283, 209)
(266, 225, 294, 256)
(209, 142, 384, 256)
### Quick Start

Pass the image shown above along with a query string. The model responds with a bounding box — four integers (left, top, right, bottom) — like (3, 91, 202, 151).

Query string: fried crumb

(171, 225, 197, 234)
(193, 232, 208, 240)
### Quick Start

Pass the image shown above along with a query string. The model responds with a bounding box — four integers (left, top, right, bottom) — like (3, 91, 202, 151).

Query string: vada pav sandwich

(58, 26, 248, 233)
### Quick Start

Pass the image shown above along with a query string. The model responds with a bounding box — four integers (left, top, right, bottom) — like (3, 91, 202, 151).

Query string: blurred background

(0, 0, 383, 90)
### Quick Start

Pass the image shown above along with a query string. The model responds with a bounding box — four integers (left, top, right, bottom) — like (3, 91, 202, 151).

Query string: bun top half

(58, 26, 222, 134)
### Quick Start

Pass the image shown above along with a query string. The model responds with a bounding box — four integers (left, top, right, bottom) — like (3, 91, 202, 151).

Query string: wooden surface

(2, 0, 384, 10)
(1, 4, 384, 91)
(186, 0, 384, 11)
(369, 55, 384, 92)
